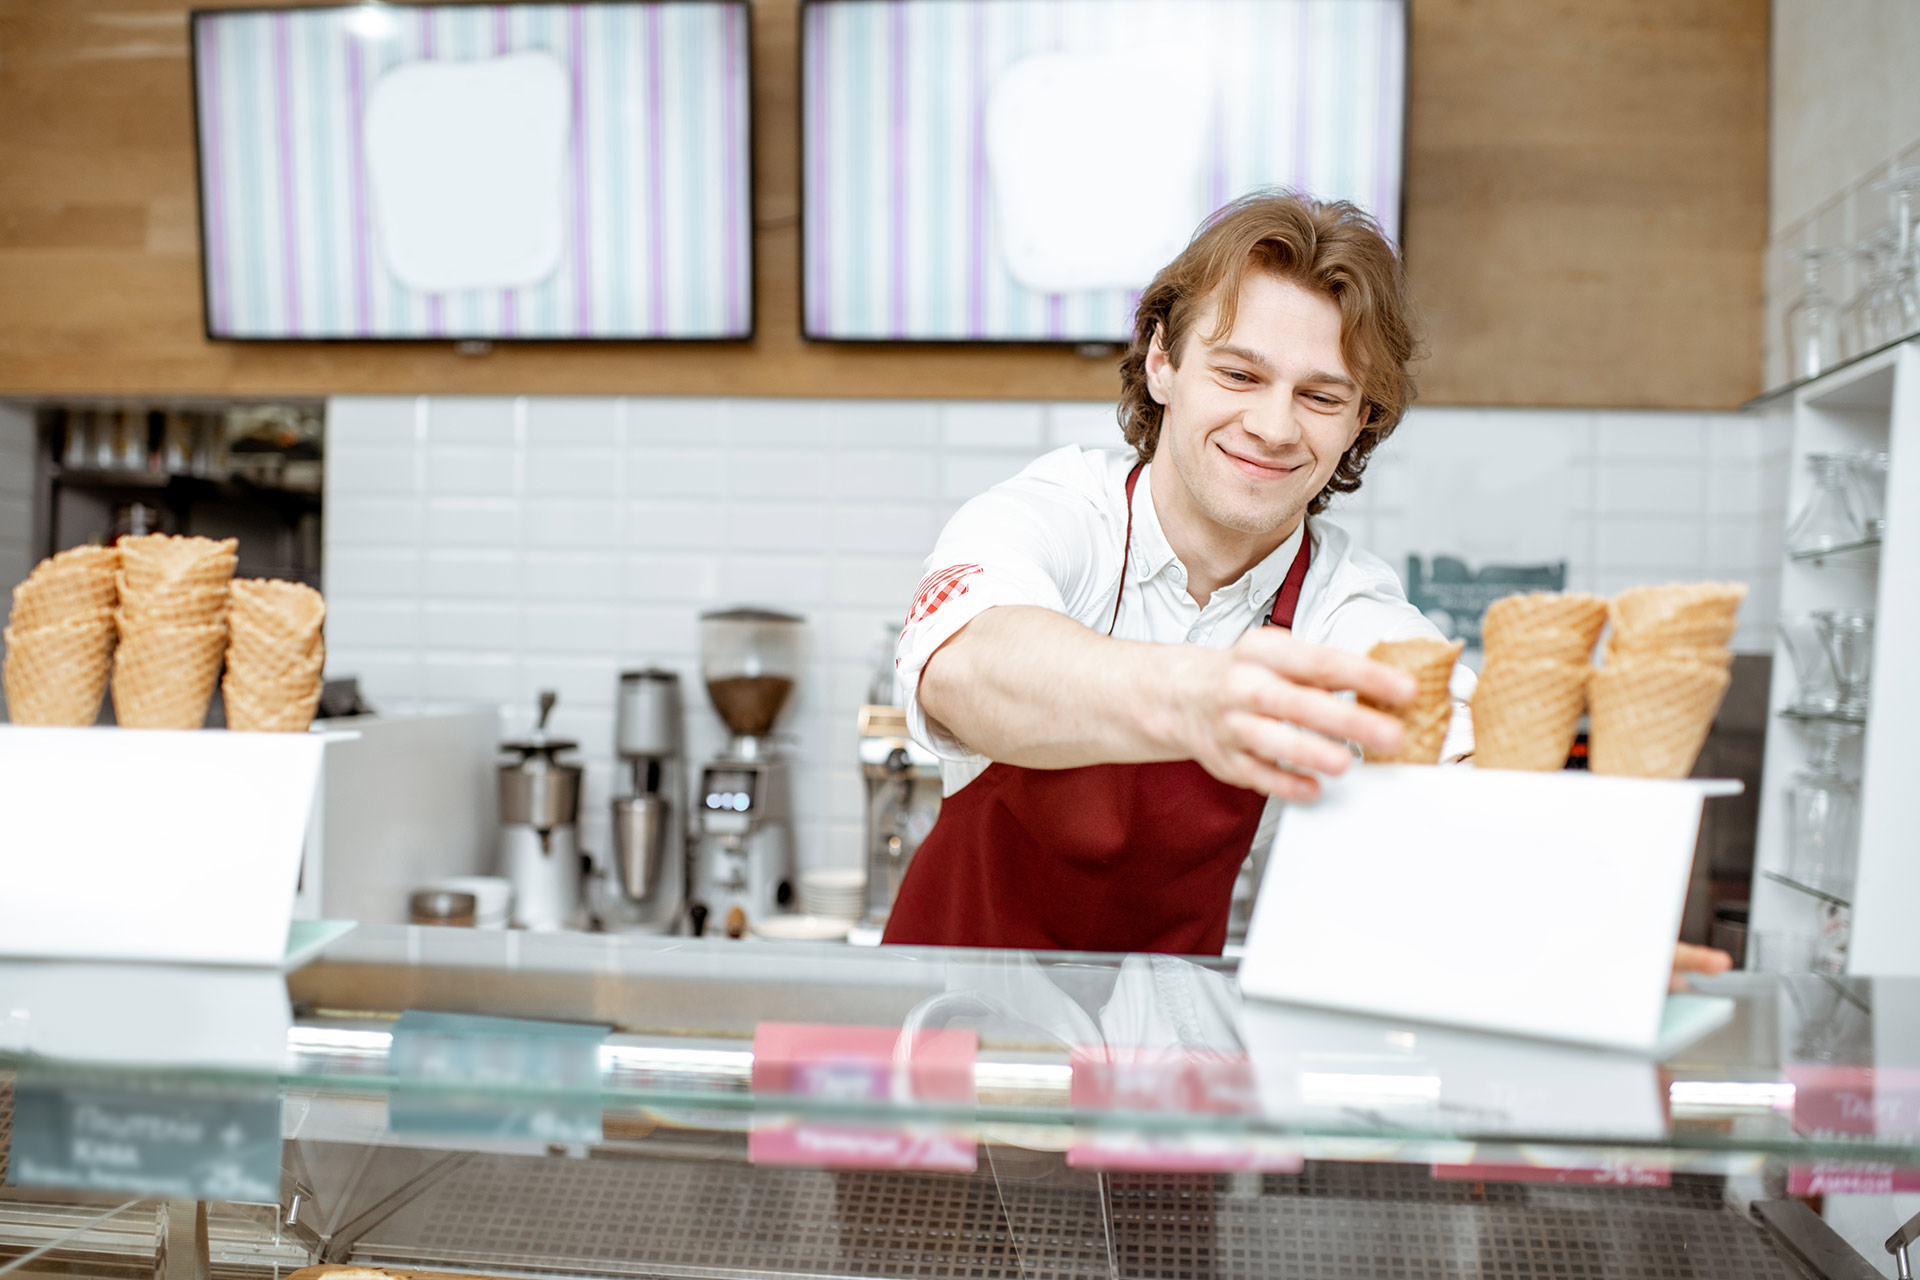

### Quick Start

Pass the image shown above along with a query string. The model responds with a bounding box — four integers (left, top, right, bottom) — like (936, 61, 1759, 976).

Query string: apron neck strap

(1114, 461, 1315, 635)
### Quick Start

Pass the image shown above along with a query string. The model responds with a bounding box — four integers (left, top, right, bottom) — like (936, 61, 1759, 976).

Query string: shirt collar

(1132, 459, 1312, 608)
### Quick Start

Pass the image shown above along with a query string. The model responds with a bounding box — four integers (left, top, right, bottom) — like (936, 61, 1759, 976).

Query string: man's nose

(1242, 390, 1305, 447)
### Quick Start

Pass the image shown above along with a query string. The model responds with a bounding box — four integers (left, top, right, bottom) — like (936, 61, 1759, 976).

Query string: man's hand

(1168, 627, 1415, 802)
(1670, 941, 1734, 992)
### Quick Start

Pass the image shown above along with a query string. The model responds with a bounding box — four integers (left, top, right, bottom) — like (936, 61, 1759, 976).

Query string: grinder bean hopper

(687, 608, 803, 938)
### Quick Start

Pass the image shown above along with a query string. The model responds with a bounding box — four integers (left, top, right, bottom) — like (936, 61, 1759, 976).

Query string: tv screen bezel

(188, 0, 758, 346)
(795, 0, 1411, 349)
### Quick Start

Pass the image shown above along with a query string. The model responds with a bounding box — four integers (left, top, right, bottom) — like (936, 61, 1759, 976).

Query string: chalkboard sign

(10, 1074, 282, 1203)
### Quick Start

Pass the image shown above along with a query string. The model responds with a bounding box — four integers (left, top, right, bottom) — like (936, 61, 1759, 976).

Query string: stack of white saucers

(750, 914, 852, 943)
(429, 875, 513, 930)
(798, 868, 866, 922)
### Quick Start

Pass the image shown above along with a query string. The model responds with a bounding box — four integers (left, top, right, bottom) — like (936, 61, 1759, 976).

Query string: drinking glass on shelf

(1750, 929, 1817, 973)
(1777, 614, 1840, 716)
(1839, 233, 1904, 358)
(1868, 167, 1920, 335)
(1815, 902, 1851, 976)
(1812, 608, 1874, 719)
(1784, 719, 1861, 894)
(1784, 247, 1848, 381)
(1848, 450, 1890, 539)
(1786, 453, 1868, 555)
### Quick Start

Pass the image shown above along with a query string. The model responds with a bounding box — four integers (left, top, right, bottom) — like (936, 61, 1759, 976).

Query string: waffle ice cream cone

(1482, 592, 1607, 664)
(1587, 654, 1732, 779)
(110, 621, 227, 730)
(1608, 583, 1745, 651)
(9, 546, 119, 631)
(117, 534, 239, 592)
(223, 579, 325, 732)
(1361, 637, 1463, 764)
(2, 615, 116, 726)
(115, 575, 231, 627)
(1471, 658, 1589, 771)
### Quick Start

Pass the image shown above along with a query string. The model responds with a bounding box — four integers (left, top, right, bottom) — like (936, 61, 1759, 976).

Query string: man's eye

(1222, 369, 1254, 383)
(1306, 393, 1344, 407)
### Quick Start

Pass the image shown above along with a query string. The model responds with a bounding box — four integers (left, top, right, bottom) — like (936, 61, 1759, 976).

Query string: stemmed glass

(1848, 450, 1890, 539)
(1785, 720, 1861, 895)
(1784, 247, 1849, 381)
(1786, 453, 1868, 555)
(1812, 608, 1874, 719)
(1777, 613, 1840, 716)
(1839, 232, 1904, 357)
(1867, 167, 1920, 337)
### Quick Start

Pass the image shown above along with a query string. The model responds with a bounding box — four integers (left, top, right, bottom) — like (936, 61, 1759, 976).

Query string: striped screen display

(803, 0, 1406, 343)
(192, 3, 752, 341)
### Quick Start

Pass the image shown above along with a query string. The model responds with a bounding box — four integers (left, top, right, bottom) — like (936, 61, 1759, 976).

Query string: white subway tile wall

(324, 396, 1791, 879)
(0, 404, 37, 720)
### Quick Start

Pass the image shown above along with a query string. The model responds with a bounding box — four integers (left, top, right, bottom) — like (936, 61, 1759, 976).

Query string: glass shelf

(1763, 870, 1854, 908)
(3, 926, 1918, 1175)
(1788, 535, 1881, 562)
(1777, 706, 1868, 725)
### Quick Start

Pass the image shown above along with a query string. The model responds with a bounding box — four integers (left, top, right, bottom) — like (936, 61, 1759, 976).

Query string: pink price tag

(748, 1023, 978, 1171)
(1066, 1046, 1301, 1173)
(1431, 1162, 1670, 1188)
(1787, 1163, 1920, 1196)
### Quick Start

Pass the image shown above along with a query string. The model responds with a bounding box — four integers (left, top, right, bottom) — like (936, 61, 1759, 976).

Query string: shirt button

(1186, 627, 1204, 643)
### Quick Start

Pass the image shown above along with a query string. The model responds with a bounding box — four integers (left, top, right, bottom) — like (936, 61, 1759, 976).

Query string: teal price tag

(387, 1010, 609, 1144)
(10, 1072, 282, 1203)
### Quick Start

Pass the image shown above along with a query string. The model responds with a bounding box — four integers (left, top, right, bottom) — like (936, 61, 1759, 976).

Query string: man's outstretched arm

(917, 604, 1416, 803)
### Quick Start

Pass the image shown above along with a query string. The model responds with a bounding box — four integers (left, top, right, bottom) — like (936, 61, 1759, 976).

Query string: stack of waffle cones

(2, 546, 120, 725)
(1471, 593, 1608, 771)
(112, 534, 237, 729)
(223, 579, 326, 732)
(1361, 637, 1464, 764)
(1588, 583, 1746, 779)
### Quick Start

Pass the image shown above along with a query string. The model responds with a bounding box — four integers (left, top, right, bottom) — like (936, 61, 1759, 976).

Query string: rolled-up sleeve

(896, 458, 1109, 760)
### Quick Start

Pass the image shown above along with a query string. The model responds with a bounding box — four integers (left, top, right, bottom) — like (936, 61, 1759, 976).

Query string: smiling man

(881, 190, 1476, 955)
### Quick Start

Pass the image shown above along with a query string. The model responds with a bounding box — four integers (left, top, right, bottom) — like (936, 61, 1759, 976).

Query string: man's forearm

(917, 606, 1197, 768)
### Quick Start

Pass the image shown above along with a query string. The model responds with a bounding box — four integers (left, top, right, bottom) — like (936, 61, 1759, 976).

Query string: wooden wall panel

(0, 0, 1767, 407)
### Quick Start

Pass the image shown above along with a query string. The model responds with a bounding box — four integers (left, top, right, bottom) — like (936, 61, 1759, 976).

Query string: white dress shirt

(897, 445, 1478, 821)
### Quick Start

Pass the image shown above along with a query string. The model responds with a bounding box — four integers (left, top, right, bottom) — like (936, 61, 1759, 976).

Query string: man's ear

(1145, 324, 1173, 405)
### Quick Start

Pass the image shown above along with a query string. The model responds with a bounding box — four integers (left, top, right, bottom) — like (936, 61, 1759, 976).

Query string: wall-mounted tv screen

(191, 2, 753, 342)
(801, 0, 1406, 344)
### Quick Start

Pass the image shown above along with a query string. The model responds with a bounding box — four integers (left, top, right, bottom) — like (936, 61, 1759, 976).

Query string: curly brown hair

(1116, 190, 1422, 515)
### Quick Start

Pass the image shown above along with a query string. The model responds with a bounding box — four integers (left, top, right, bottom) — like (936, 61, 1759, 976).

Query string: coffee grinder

(500, 691, 584, 931)
(688, 608, 802, 938)
(593, 668, 688, 934)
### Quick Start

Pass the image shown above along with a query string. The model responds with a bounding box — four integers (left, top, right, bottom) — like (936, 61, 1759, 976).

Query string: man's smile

(1216, 442, 1305, 481)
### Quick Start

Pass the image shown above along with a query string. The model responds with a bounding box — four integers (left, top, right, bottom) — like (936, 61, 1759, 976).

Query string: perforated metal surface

(351, 1149, 1806, 1280)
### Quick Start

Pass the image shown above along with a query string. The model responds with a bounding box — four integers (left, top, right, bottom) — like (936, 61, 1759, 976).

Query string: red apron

(883, 463, 1313, 955)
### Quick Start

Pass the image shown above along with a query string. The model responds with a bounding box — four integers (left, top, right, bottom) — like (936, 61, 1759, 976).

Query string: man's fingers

(1238, 629, 1419, 707)
(1234, 755, 1322, 803)
(1669, 942, 1735, 992)
(1235, 669, 1407, 757)
(1230, 712, 1355, 778)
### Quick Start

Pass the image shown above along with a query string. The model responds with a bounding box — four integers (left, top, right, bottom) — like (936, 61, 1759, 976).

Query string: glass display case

(4, 924, 1919, 1278)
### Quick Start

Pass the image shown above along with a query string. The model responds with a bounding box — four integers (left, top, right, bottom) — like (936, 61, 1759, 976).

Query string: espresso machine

(687, 608, 802, 938)
(856, 703, 942, 933)
(592, 668, 688, 934)
(500, 691, 584, 931)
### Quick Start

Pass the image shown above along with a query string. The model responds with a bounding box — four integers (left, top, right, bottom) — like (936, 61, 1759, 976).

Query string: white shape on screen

(363, 52, 570, 294)
(985, 50, 1213, 295)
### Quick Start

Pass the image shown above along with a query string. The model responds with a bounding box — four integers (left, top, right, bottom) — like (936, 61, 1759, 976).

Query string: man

(885, 190, 1446, 954)
(883, 190, 1728, 982)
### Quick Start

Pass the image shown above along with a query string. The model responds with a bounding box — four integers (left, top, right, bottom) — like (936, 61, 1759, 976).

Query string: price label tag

(387, 1010, 609, 1144)
(10, 1073, 282, 1203)
(748, 1023, 978, 1171)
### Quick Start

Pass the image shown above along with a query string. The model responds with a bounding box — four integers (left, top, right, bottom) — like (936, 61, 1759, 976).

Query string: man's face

(1145, 272, 1366, 544)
